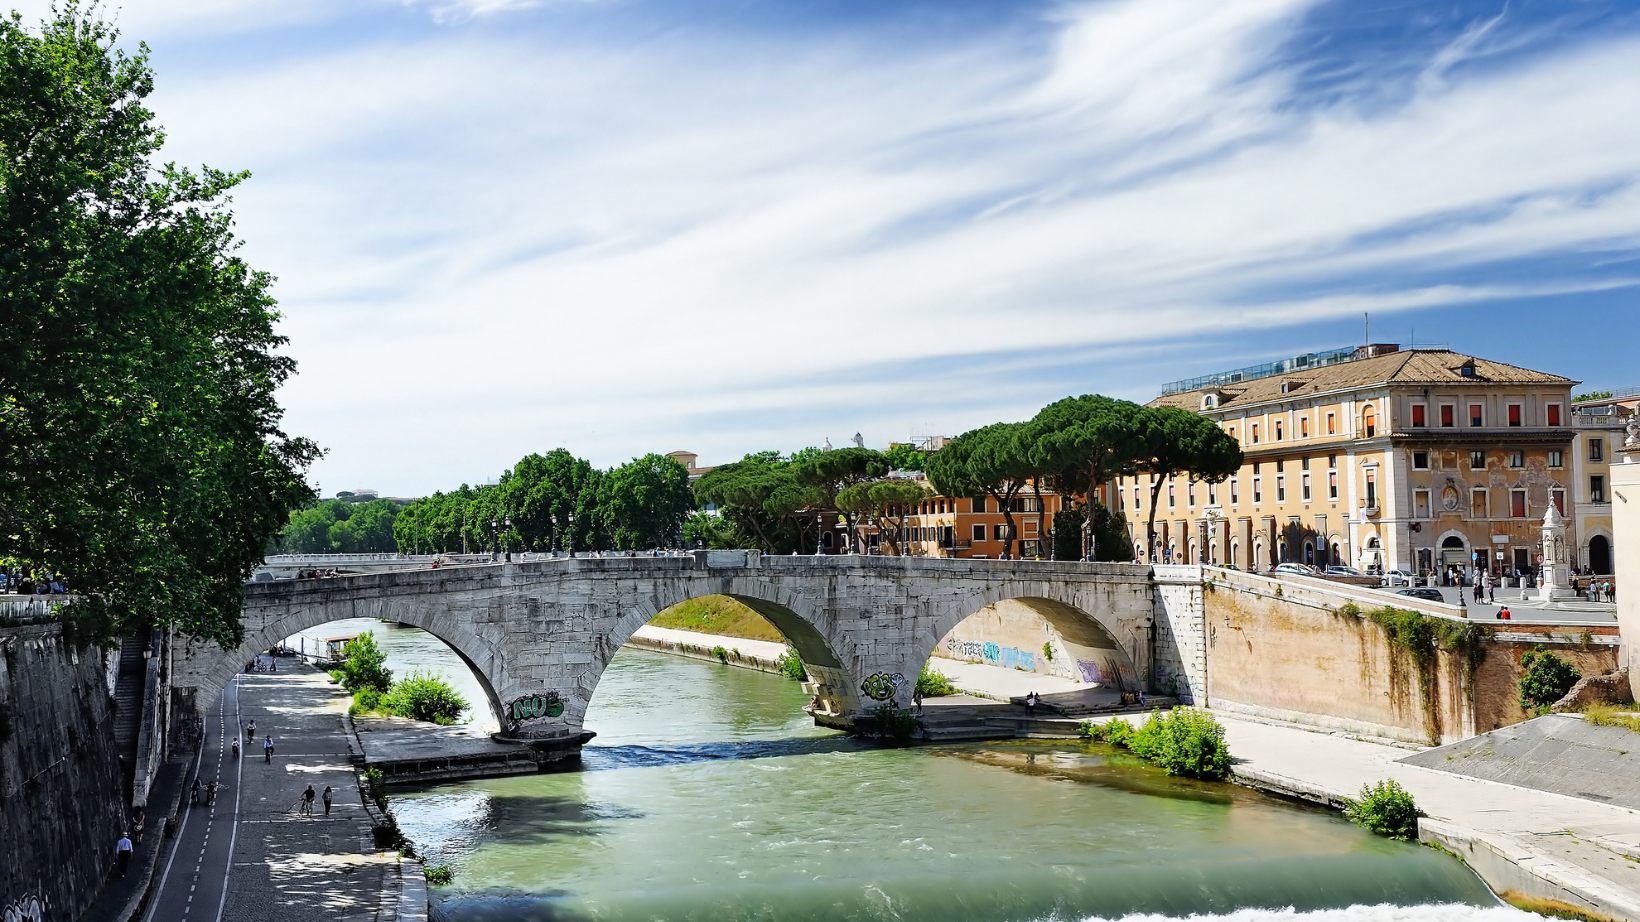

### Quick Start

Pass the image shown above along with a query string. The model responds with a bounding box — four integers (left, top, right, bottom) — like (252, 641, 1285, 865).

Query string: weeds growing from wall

(1356, 606, 1491, 743)
(1582, 704, 1640, 736)
(1519, 646, 1580, 713)
(868, 704, 918, 740)
(775, 647, 805, 681)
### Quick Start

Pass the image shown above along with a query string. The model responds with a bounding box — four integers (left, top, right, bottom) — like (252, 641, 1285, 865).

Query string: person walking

(191, 777, 201, 807)
(322, 785, 333, 816)
(1485, 571, 1496, 604)
(300, 785, 315, 816)
(912, 688, 923, 716)
(245, 720, 256, 743)
(263, 735, 275, 763)
(115, 832, 133, 878)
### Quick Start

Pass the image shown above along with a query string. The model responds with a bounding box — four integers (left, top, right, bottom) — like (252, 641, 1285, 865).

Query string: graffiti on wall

(1076, 660, 1103, 683)
(508, 692, 565, 722)
(945, 638, 1036, 672)
(3, 895, 47, 922)
(861, 673, 905, 701)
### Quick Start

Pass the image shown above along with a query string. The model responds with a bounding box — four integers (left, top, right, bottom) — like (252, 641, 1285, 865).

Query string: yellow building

(1569, 391, 1638, 575)
(895, 475, 1067, 558)
(1119, 345, 1581, 582)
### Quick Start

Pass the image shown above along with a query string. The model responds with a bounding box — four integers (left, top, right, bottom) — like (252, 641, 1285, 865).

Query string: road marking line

(213, 677, 244, 922)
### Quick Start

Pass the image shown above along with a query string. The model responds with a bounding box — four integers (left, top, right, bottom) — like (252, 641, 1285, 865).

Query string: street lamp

(566, 511, 575, 558)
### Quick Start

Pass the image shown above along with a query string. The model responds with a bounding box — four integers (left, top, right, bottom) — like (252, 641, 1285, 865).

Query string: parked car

(1380, 568, 1415, 587)
(1324, 566, 1366, 577)
(1395, 587, 1445, 602)
(1272, 562, 1320, 576)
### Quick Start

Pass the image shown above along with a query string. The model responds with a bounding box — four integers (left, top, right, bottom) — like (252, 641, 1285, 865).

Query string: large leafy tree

(927, 423, 1035, 558)
(0, 9, 318, 646)
(281, 500, 399, 553)
(1029, 395, 1146, 559)
(791, 447, 887, 546)
(1133, 407, 1243, 562)
(598, 454, 694, 550)
(692, 454, 819, 554)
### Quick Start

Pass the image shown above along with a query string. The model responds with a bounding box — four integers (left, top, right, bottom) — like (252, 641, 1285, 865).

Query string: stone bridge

(175, 552, 1206, 752)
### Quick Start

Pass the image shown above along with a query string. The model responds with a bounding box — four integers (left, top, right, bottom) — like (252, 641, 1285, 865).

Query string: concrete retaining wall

(0, 613, 127, 922)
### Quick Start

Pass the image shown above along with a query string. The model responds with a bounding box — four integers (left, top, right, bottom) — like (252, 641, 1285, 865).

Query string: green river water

(296, 620, 1538, 922)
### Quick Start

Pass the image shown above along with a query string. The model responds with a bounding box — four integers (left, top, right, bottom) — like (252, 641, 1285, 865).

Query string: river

(291, 620, 1535, 922)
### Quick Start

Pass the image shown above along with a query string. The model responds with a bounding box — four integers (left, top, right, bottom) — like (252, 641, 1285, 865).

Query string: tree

(692, 454, 819, 554)
(835, 479, 930, 555)
(1519, 645, 1580, 711)
(598, 454, 694, 550)
(334, 632, 392, 695)
(883, 443, 927, 472)
(1029, 396, 1146, 559)
(791, 447, 887, 550)
(1133, 407, 1243, 563)
(927, 423, 1033, 558)
(0, 8, 318, 646)
(282, 500, 399, 553)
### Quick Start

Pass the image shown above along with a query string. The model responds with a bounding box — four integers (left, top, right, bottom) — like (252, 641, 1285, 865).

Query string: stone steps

(112, 636, 146, 770)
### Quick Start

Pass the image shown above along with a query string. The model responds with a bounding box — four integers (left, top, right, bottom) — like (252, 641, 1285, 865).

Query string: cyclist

(191, 777, 201, 806)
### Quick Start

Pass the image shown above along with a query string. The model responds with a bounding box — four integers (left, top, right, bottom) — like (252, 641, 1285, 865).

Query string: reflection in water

(344, 632, 1506, 922)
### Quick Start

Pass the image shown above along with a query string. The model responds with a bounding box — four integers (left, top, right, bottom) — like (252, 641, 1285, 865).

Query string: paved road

(1363, 583, 1619, 624)
(145, 663, 399, 922)
(144, 677, 241, 922)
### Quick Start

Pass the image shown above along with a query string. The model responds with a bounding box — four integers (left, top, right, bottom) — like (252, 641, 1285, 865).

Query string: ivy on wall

(1338, 603, 1492, 744)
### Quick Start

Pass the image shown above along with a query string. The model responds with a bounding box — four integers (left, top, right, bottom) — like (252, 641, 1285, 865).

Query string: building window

(1440, 404, 1455, 427)
(1253, 476, 1262, 503)
(1326, 412, 1336, 435)
(1168, 482, 1176, 508)
(1510, 490, 1527, 518)
(1547, 403, 1562, 426)
(1116, 489, 1125, 511)
(1548, 450, 1564, 468)
(1415, 489, 1430, 518)
(1328, 470, 1338, 500)
(1470, 403, 1484, 427)
(993, 524, 1008, 541)
(1276, 475, 1286, 502)
(1552, 489, 1565, 514)
(1133, 486, 1142, 510)
(1208, 483, 1217, 505)
(1507, 403, 1522, 427)
(972, 497, 987, 513)
(1592, 475, 1607, 503)
(1591, 438, 1605, 462)
(1363, 406, 1377, 437)
(972, 524, 987, 542)
(1275, 420, 1284, 441)
(1188, 481, 1197, 506)
(1228, 426, 1236, 440)
(1251, 423, 1260, 444)
(1470, 450, 1486, 470)
(1302, 473, 1311, 501)
(1365, 471, 1377, 508)
(1471, 489, 1488, 518)
(1301, 457, 1310, 470)
(1230, 478, 1239, 504)
(1301, 416, 1310, 438)
(1411, 404, 1426, 427)
(1275, 459, 1284, 473)
(1413, 451, 1429, 470)
(1508, 451, 1524, 468)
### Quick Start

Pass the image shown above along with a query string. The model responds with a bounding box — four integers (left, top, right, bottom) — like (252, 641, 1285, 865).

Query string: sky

(21, 0, 1640, 496)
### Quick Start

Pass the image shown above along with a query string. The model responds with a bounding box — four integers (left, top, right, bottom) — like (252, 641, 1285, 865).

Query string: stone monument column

(1613, 414, 1640, 701)
(1537, 503, 1576, 601)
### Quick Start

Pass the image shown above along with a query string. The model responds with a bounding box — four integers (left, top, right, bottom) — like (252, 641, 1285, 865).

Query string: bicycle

(206, 782, 218, 807)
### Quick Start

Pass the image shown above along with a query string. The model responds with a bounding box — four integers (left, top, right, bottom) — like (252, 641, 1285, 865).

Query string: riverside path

(143, 663, 408, 922)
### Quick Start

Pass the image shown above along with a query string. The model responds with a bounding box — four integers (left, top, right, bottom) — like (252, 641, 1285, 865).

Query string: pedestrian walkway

(140, 661, 415, 922)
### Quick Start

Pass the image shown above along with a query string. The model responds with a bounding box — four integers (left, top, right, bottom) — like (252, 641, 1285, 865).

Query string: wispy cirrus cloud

(39, 0, 1640, 492)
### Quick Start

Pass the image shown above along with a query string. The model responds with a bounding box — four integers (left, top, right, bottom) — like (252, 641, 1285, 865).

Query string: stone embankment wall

(0, 601, 127, 922)
(1202, 570, 1619, 744)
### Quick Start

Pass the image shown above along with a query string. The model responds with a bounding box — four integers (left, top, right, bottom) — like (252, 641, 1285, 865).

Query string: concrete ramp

(1399, 714, 1640, 810)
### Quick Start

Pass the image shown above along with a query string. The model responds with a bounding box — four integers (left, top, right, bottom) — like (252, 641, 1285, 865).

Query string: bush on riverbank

(776, 647, 805, 680)
(869, 704, 918, 740)
(332, 632, 393, 695)
(1343, 779, 1422, 840)
(380, 671, 469, 725)
(1077, 709, 1231, 780)
(424, 865, 454, 886)
(915, 663, 958, 697)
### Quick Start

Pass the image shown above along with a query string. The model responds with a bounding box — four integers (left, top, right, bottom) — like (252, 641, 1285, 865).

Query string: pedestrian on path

(115, 832, 133, 877)
(245, 720, 255, 743)
(300, 785, 315, 816)
(912, 689, 923, 715)
(263, 735, 275, 763)
(322, 786, 333, 815)
(1486, 572, 1496, 604)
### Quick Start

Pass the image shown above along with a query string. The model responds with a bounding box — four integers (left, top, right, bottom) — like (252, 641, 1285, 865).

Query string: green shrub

(711, 645, 729, 664)
(1092, 710, 1230, 779)
(348, 687, 383, 717)
(1519, 645, 1580, 711)
(775, 647, 806, 681)
(334, 633, 393, 695)
(1042, 641, 1054, 662)
(868, 703, 918, 740)
(381, 671, 469, 725)
(1343, 779, 1422, 840)
(424, 865, 454, 886)
(915, 663, 958, 697)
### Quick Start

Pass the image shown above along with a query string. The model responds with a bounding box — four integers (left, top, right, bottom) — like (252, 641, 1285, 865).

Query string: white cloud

(131, 0, 1640, 492)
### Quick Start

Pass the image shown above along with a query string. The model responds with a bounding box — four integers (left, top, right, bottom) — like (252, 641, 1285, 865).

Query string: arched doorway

(1439, 535, 1467, 574)
(1590, 535, 1612, 574)
(1303, 540, 1315, 566)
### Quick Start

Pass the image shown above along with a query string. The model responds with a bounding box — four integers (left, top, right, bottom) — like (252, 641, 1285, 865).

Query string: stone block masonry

(0, 607, 127, 922)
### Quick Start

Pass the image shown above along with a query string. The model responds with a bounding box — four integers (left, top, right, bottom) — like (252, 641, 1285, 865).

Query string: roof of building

(1148, 349, 1575, 411)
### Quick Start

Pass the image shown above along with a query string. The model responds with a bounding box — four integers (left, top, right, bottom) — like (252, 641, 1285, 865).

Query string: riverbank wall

(0, 599, 127, 922)
(1202, 568, 1620, 745)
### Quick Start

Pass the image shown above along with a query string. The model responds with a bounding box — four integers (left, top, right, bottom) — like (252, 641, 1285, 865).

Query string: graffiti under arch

(861, 672, 904, 701)
(508, 692, 565, 722)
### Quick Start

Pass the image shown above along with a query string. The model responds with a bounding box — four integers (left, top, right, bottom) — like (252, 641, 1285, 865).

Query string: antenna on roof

(1364, 312, 1369, 345)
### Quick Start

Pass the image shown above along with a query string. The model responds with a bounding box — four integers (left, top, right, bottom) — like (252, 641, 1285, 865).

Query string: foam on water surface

(1083, 906, 1533, 922)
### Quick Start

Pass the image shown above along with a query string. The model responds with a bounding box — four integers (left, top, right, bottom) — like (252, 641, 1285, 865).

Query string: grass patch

(648, 595, 784, 643)
(1499, 892, 1622, 922)
(1582, 704, 1640, 735)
